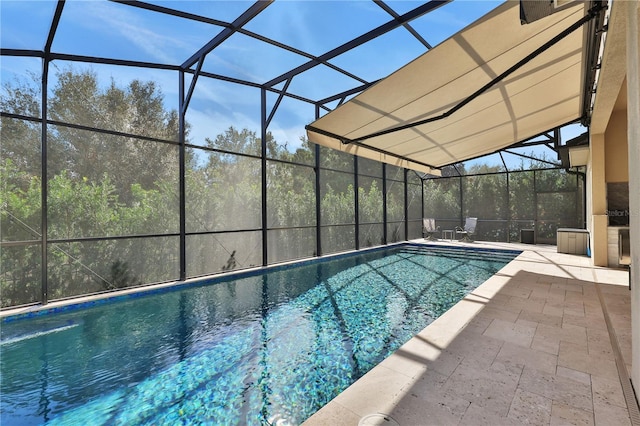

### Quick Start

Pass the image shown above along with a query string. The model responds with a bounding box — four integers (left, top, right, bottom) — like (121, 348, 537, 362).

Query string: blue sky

(1, 0, 586, 168)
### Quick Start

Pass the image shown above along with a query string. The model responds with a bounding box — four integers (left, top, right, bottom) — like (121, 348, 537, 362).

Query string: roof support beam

(182, 0, 273, 70)
(181, 55, 204, 115)
(50, 52, 181, 70)
(245, 30, 368, 86)
(113, 0, 367, 85)
(0, 49, 44, 57)
(16, 47, 326, 116)
(265, 78, 292, 128)
(109, 0, 229, 27)
(316, 80, 380, 106)
(45, 1, 65, 53)
(374, 0, 432, 49)
(264, 0, 450, 88)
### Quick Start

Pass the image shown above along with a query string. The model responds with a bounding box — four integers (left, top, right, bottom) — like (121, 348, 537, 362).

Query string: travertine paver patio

(304, 241, 636, 426)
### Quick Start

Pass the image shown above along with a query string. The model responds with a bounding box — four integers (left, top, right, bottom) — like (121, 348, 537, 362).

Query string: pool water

(1, 245, 518, 425)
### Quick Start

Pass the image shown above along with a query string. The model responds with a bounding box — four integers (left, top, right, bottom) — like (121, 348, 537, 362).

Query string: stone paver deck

(304, 241, 636, 426)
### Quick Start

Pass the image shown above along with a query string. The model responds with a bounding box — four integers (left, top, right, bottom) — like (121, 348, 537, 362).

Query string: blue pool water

(1, 244, 519, 425)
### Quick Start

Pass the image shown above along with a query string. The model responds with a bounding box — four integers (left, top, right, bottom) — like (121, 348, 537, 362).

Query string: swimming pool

(1, 244, 519, 425)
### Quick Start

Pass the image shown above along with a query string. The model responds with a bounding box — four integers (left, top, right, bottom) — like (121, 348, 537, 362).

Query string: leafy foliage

(424, 167, 583, 243)
(0, 68, 584, 308)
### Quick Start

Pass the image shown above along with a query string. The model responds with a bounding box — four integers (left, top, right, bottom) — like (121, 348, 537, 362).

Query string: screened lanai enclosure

(1, 0, 604, 309)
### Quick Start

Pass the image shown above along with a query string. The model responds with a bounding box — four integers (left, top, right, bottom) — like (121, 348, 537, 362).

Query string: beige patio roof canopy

(306, 1, 599, 175)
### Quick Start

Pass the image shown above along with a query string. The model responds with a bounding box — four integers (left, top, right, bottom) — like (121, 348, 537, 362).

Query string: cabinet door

(557, 232, 568, 253)
(568, 233, 577, 254)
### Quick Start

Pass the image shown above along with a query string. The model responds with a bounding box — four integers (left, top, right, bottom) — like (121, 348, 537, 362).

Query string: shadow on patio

(305, 245, 636, 425)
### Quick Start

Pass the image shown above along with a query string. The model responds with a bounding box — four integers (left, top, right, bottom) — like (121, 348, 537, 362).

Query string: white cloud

(76, 2, 199, 65)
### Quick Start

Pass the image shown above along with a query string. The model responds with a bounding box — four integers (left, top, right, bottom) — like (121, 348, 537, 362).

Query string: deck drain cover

(358, 413, 400, 426)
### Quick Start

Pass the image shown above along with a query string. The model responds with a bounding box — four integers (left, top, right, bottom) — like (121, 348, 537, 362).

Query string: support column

(41, 58, 49, 304)
(382, 164, 387, 244)
(626, 0, 640, 391)
(354, 157, 359, 250)
(589, 133, 608, 266)
(178, 72, 187, 281)
(315, 142, 322, 257)
(261, 89, 268, 266)
(405, 169, 409, 241)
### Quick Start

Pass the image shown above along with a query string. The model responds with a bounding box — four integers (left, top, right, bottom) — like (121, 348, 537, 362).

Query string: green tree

(0, 159, 42, 306)
(1, 68, 183, 306)
(359, 179, 384, 247)
(46, 68, 182, 203)
(0, 72, 42, 180)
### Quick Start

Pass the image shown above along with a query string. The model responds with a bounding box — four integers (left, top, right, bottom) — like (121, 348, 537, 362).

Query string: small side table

(520, 229, 535, 244)
(442, 229, 454, 241)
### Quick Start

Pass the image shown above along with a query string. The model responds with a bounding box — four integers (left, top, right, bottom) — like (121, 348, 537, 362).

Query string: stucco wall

(625, 0, 640, 397)
(605, 108, 629, 183)
(589, 89, 630, 268)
